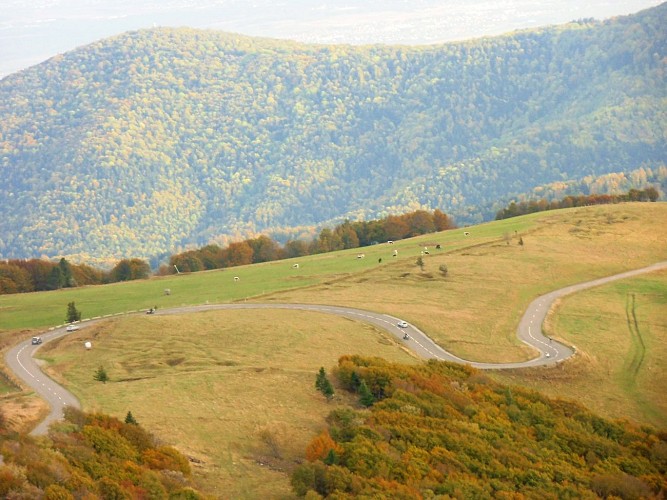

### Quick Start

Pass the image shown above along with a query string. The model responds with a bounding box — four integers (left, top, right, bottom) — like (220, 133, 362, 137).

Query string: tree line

(0, 257, 150, 294)
(495, 187, 660, 220)
(0, 208, 454, 294)
(291, 355, 666, 498)
(163, 209, 454, 274)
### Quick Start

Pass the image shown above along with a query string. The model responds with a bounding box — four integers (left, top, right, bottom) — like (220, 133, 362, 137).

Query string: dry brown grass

(41, 309, 416, 498)
(0, 394, 49, 434)
(265, 203, 667, 363)
(494, 269, 667, 428)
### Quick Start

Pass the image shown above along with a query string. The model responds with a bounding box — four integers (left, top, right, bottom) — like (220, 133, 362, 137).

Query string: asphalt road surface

(6, 261, 665, 435)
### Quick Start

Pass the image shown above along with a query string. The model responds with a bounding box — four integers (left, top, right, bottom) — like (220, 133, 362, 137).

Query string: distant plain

(1, 0, 661, 78)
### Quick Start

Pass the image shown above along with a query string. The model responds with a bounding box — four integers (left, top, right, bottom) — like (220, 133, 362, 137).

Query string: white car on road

(66, 324, 79, 332)
(397, 321, 409, 328)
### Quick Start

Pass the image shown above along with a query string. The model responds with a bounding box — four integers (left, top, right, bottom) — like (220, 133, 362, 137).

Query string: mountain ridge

(0, 3, 665, 263)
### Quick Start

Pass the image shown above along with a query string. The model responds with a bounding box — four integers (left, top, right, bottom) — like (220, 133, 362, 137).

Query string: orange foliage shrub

(305, 430, 343, 462)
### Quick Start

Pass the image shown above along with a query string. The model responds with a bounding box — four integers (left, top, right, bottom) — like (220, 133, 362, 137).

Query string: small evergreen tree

(315, 367, 335, 400)
(322, 378, 335, 401)
(94, 366, 109, 384)
(439, 264, 449, 277)
(324, 448, 339, 465)
(350, 371, 361, 391)
(315, 367, 327, 392)
(125, 411, 138, 425)
(66, 301, 82, 323)
(358, 380, 375, 407)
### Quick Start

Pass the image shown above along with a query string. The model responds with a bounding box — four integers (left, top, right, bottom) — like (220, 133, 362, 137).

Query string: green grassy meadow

(0, 210, 539, 332)
(1, 202, 666, 497)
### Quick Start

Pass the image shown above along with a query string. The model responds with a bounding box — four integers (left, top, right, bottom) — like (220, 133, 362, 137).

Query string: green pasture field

(39, 309, 417, 498)
(495, 270, 667, 429)
(0, 210, 539, 333)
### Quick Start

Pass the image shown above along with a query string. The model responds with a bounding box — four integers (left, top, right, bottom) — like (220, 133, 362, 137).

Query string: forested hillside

(0, 4, 665, 263)
(292, 356, 667, 498)
(0, 408, 207, 498)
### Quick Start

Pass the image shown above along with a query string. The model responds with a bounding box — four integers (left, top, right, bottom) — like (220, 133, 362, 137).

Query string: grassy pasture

(495, 270, 667, 428)
(265, 203, 667, 363)
(0, 210, 538, 332)
(2, 202, 667, 495)
(39, 309, 416, 498)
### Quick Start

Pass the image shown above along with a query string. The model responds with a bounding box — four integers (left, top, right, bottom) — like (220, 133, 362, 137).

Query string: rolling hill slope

(0, 4, 665, 263)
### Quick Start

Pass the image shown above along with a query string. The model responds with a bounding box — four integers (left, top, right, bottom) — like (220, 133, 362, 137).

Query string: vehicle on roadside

(397, 321, 409, 328)
(31, 336, 42, 345)
(66, 324, 79, 332)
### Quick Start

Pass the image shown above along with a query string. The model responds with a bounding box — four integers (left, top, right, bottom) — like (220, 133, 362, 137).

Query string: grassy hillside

(39, 310, 417, 497)
(1, 4, 665, 262)
(1, 203, 665, 496)
(496, 270, 667, 429)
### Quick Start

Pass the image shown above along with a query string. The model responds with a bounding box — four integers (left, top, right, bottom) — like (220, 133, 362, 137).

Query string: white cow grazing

(234, 276, 240, 282)
(292, 263, 300, 269)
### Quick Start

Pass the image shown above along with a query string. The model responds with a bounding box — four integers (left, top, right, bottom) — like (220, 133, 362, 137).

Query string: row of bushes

(495, 187, 659, 220)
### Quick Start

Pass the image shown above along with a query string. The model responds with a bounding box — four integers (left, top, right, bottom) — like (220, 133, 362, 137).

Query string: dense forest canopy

(292, 356, 667, 498)
(0, 3, 665, 263)
(0, 408, 207, 498)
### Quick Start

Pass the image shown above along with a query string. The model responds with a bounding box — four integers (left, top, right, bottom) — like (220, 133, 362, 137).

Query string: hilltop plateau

(1, 203, 665, 497)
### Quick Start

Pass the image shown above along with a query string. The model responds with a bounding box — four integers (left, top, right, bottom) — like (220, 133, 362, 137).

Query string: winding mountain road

(6, 261, 666, 435)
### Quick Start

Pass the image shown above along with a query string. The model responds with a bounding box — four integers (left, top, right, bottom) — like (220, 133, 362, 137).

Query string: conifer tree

(94, 366, 109, 383)
(316, 367, 335, 400)
(358, 380, 375, 407)
(315, 367, 327, 392)
(66, 301, 82, 323)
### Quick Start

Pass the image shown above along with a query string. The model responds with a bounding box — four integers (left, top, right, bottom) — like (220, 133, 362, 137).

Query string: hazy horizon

(0, 0, 662, 79)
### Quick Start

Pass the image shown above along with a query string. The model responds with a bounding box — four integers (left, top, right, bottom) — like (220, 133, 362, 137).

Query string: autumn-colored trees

(0, 257, 151, 295)
(495, 187, 660, 220)
(292, 356, 667, 498)
(1, 5, 664, 261)
(0, 408, 205, 498)
(0, 207, 452, 293)
(165, 208, 456, 275)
